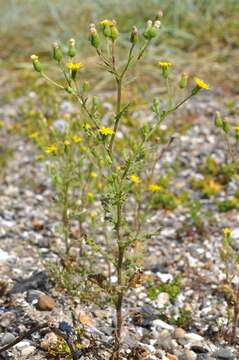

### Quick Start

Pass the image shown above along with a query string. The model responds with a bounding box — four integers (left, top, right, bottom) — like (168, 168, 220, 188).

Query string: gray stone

(213, 348, 234, 359)
(1, 332, 15, 345)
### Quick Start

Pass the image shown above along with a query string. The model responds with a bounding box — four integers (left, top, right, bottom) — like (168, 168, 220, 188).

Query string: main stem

(230, 284, 239, 344)
(109, 78, 122, 157)
(113, 200, 124, 359)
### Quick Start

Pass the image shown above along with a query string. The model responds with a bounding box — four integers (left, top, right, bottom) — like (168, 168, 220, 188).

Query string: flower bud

(52, 42, 63, 62)
(235, 126, 239, 141)
(178, 72, 188, 89)
(143, 20, 159, 40)
(130, 26, 139, 44)
(222, 118, 230, 133)
(155, 10, 163, 20)
(111, 20, 119, 40)
(68, 38, 76, 57)
(214, 112, 223, 128)
(89, 24, 100, 48)
(30, 54, 42, 73)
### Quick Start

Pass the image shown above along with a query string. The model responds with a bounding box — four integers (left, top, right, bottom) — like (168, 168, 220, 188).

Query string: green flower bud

(214, 112, 223, 128)
(235, 127, 239, 141)
(178, 72, 188, 89)
(30, 55, 42, 73)
(155, 10, 163, 20)
(82, 81, 90, 92)
(89, 25, 100, 48)
(130, 26, 139, 44)
(143, 20, 160, 40)
(111, 20, 119, 40)
(52, 42, 63, 62)
(68, 38, 76, 58)
(103, 25, 112, 38)
(222, 118, 230, 133)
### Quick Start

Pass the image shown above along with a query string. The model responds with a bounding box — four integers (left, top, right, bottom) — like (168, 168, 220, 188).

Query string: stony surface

(0, 91, 239, 359)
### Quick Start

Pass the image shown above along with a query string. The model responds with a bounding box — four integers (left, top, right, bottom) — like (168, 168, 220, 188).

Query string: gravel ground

(0, 92, 239, 359)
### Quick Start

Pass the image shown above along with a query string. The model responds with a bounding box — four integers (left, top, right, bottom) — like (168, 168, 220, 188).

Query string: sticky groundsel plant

(31, 14, 209, 359)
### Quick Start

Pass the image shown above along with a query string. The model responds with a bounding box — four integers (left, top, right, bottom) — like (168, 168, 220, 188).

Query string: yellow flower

(207, 180, 221, 193)
(148, 184, 162, 192)
(158, 61, 172, 69)
(83, 123, 92, 130)
(90, 172, 97, 179)
(194, 77, 210, 90)
(63, 140, 71, 146)
(99, 19, 113, 27)
(45, 144, 58, 154)
(223, 227, 232, 237)
(98, 127, 114, 136)
(130, 175, 140, 184)
(66, 62, 83, 71)
(72, 135, 82, 143)
(29, 132, 39, 139)
(90, 211, 97, 219)
(87, 192, 94, 200)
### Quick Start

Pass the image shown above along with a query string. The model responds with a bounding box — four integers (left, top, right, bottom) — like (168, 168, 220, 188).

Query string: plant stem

(109, 78, 122, 157)
(230, 284, 239, 344)
(113, 200, 124, 359)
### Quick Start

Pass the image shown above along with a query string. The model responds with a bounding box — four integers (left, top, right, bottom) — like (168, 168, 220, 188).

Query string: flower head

(45, 144, 58, 154)
(130, 175, 140, 184)
(194, 77, 210, 90)
(223, 227, 232, 237)
(98, 127, 114, 136)
(148, 184, 162, 192)
(72, 135, 82, 143)
(159, 61, 172, 69)
(66, 62, 83, 71)
(99, 19, 113, 27)
(90, 172, 97, 179)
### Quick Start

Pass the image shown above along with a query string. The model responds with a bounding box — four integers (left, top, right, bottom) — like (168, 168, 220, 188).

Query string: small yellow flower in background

(130, 175, 140, 184)
(98, 127, 114, 136)
(72, 135, 82, 143)
(223, 227, 232, 237)
(87, 192, 94, 201)
(100, 19, 113, 26)
(45, 144, 58, 154)
(194, 77, 210, 90)
(83, 123, 92, 130)
(90, 172, 97, 179)
(97, 182, 103, 189)
(29, 132, 39, 139)
(148, 184, 162, 192)
(66, 62, 83, 71)
(158, 61, 172, 69)
(207, 179, 221, 193)
(90, 211, 97, 219)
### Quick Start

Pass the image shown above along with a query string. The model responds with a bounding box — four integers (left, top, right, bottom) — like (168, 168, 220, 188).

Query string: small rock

(185, 333, 204, 342)
(37, 294, 55, 311)
(21, 346, 36, 356)
(167, 354, 178, 360)
(213, 348, 234, 359)
(40, 332, 59, 351)
(180, 349, 197, 360)
(156, 292, 170, 308)
(26, 289, 44, 303)
(153, 319, 174, 330)
(174, 328, 186, 339)
(0, 249, 11, 264)
(1, 333, 15, 345)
